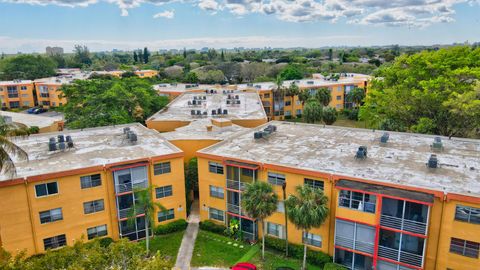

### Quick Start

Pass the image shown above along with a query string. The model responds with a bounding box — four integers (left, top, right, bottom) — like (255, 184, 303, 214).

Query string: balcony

(227, 203, 240, 215)
(378, 246, 423, 268)
(115, 181, 148, 194)
(335, 235, 374, 255)
(226, 179, 246, 191)
(380, 215, 427, 235)
(118, 207, 145, 220)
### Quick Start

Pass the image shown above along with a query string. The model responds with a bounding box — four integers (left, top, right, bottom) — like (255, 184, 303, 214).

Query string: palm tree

(127, 186, 166, 254)
(0, 117, 29, 176)
(314, 88, 332, 106)
(285, 82, 299, 97)
(298, 90, 310, 106)
(346, 87, 366, 108)
(242, 181, 278, 260)
(285, 185, 329, 270)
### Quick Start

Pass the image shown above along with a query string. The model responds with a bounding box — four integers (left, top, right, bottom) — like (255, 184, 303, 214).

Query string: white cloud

(1, 0, 478, 26)
(153, 9, 174, 18)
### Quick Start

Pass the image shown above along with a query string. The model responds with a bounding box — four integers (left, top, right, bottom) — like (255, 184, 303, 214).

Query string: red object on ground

(231, 262, 257, 270)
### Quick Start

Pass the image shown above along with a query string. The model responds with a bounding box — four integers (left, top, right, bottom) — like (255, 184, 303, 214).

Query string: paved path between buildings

(174, 200, 200, 270)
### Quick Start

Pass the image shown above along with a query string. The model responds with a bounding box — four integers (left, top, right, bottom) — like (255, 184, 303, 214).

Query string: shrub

(199, 220, 226, 234)
(264, 236, 332, 268)
(28, 126, 40, 134)
(154, 219, 188, 235)
(324, 262, 347, 270)
(284, 115, 292, 120)
(98, 237, 114, 247)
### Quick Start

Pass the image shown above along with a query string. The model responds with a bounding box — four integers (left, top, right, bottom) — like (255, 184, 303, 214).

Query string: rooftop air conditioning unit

(427, 154, 438, 169)
(129, 132, 138, 143)
(355, 146, 368, 159)
(123, 127, 130, 134)
(431, 137, 443, 151)
(380, 132, 389, 144)
(254, 131, 263, 139)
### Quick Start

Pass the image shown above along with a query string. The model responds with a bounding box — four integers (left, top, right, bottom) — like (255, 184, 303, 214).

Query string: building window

(158, 209, 175, 222)
(87, 225, 108, 240)
(304, 178, 324, 190)
(80, 174, 101, 189)
(83, 199, 105, 214)
(155, 185, 173, 199)
(209, 208, 224, 222)
(455, 205, 480, 224)
(21, 94, 28, 97)
(154, 162, 171, 175)
(9, 101, 20, 108)
(285, 110, 291, 116)
(35, 182, 58, 197)
(335, 219, 375, 255)
(339, 190, 376, 213)
(23, 101, 29, 106)
(268, 172, 286, 186)
(303, 232, 322, 247)
(43, 234, 66, 250)
(450, 238, 480, 258)
(285, 101, 291, 106)
(209, 185, 224, 199)
(7, 86, 18, 98)
(42, 101, 50, 106)
(335, 248, 373, 270)
(21, 86, 27, 90)
(39, 208, 63, 224)
(264, 94, 270, 98)
(267, 222, 284, 239)
(296, 109, 302, 116)
(209, 162, 224, 174)
(276, 201, 285, 213)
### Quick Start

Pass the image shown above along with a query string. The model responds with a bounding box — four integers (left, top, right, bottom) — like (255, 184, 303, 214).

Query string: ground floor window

(335, 248, 373, 270)
(158, 209, 175, 222)
(266, 222, 284, 239)
(87, 225, 108, 240)
(209, 207, 224, 222)
(303, 232, 322, 247)
(43, 234, 67, 250)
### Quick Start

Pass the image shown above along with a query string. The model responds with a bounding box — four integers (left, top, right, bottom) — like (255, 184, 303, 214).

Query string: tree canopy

(303, 99, 323, 123)
(0, 55, 56, 80)
(360, 46, 480, 138)
(60, 77, 169, 129)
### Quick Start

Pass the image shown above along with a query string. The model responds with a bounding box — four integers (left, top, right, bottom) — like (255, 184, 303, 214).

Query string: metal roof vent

(431, 137, 443, 152)
(380, 132, 389, 144)
(123, 127, 130, 134)
(58, 142, 66, 150)
(57, 134, 65, 143)
(427, 154, 438, 169)
(355, 146, 368, 160)
(48, 140, 57, 151)
(254, 131, 263, 139)
(129, 132, 138, 144)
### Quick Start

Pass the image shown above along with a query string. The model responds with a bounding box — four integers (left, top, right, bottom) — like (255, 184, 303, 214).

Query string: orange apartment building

(197, 121, 480, 270)
(33, 75, 89, 108)
(135, 70, 159, 78)
(0, 80, 35, 109)
(146, 90, 267, 162)
(0, 123, 186, 255)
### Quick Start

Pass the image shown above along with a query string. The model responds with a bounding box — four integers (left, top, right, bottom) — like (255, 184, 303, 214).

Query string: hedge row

(154, 219, 188, 235)
(264, 236, 332, 268)
(199, 220, 227, 234)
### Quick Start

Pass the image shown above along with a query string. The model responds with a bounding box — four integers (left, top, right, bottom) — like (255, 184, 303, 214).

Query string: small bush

(98, 237, 114, 247)
(264, 236, 332, 268)
(323, 262, 347, 270)
(284, 115, 292, 120)
(154, 219, 188, 235)
(28, 126, 40, 134)
(199, 220, 226, 234)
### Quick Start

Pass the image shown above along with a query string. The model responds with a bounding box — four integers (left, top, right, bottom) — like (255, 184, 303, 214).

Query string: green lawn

(191, 230, 255, 267)
(249, 249, 322, 270)
(139, 231, 185, 266)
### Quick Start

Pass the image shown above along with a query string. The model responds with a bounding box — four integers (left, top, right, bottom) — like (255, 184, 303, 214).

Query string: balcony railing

(378, 245, 423, 267)
(335, 236, 374, 255)
(227, 203, 240, 215)
(380, 215, 427, 235)
(226, 179, 246, 191)
(118, 207, 145, 220)
(115, 181, 148, 194)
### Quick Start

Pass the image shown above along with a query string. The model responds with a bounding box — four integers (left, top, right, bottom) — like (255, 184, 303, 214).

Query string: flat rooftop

(237, 76, 370, 91)
(147, 91, 267, 122)
(154, 83, 215, 93)
(199, 121, 480, 197)
(34, 73, 90, 85)
(0, 80, 33, 86)
(0, 111, 63, 129)
(1, 123, 181, 181)
(161, 119, 247, 141)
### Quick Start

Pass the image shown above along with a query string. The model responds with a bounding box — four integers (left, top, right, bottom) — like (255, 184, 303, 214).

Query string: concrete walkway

(174, 200, 200, 270)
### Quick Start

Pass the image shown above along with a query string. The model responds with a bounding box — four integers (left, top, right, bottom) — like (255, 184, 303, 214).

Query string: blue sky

(0, 0, 479, 53)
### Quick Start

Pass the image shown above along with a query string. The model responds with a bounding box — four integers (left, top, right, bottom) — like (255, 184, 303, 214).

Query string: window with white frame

(35, 182, 58, 197)
(83, 199, 105, 214)
(267, 222, 284, 239)
(87, 225, 108, 240)
(268, 172, 285, 186)
(209, 185, 224, 199)
(455, 205, 480, 224)
(209, 208, 224, 222)
(39, 208, 63, 224)
(154, 162, 171, 175)
(303, 232, 322, 247)
(156, 185, 173, 199)
(304, 178, 324, 190)
(43, 234, 66, 250)
(339, 190, 376, 213)
(276, 201, 285, 213)
(158, 209, 175, 222)
(209, 162, 224, 174)
(80, 174, 101, 189)
(450, 238, 480, 258)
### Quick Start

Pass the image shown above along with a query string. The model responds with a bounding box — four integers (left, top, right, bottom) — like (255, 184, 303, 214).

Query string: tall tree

(303, 98, 323, 124)
(221, 50, 225, 61)
(0, 117, 29, 176)
(285, 82, 300, 97)
(346, 87, 365, 108)
(285, 185, 329, 270)
(0, 55, 56, 80)
(298, 90, 311, 105)
(143, 47, 150, 64)
(328, 48, 333, 61)
(133, 51, 138, 63)
(242, 181, 278, 260)
(127, 186, 165, 254)
(73, 45, 92, 66)
(315, 88, 332, 106)
(183, 48, 187, 59)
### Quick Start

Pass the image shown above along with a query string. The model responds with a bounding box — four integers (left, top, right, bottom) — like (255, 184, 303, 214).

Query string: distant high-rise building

(45, 46, 64, 55)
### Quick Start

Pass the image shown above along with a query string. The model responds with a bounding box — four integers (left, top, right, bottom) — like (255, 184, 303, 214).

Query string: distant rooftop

(147, 91, 267, 122)
(1, 123, 181, 181)
(34, 73, 90, 85)
(0, 111, 63, 129)
(199, 121, 480, 198)
(161, 119, 246, 141)
(0, 80, 33, 86)
(154, 83, 217, 93)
